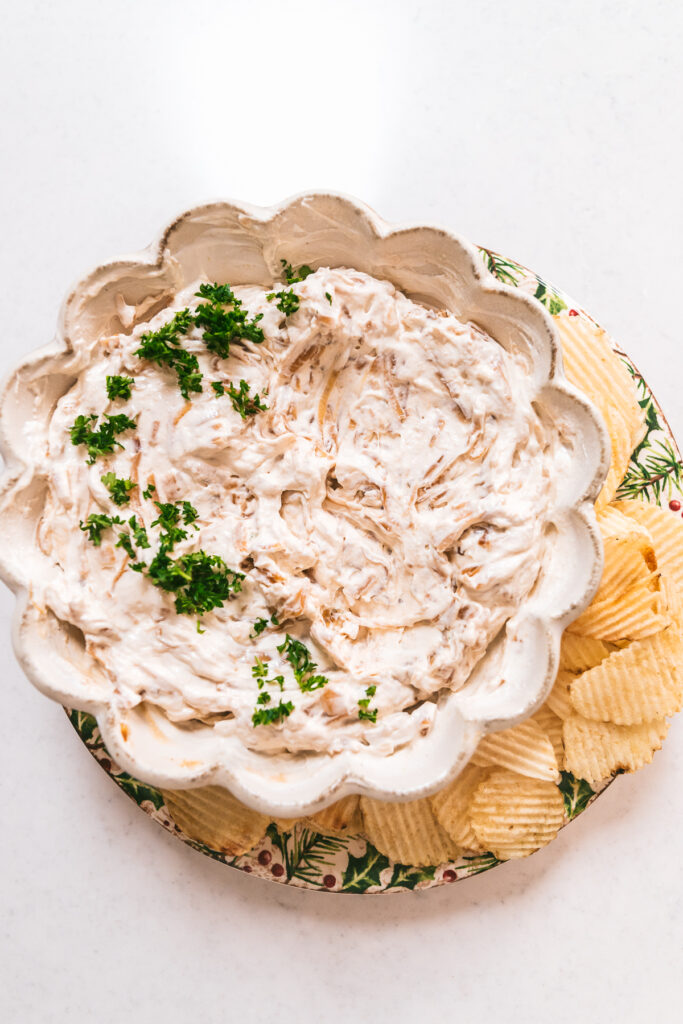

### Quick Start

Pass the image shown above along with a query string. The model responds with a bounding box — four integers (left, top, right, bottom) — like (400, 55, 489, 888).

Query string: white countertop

(1, 2, 682, 1021)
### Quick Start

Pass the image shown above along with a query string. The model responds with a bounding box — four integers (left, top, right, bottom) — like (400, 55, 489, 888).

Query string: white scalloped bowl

(0, 193, 609, 816)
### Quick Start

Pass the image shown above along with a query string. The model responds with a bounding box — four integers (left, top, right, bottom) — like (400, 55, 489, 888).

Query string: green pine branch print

(479, 249, 524, 287)
(264, 823, 346, 884)
(616, 437, 682, 503)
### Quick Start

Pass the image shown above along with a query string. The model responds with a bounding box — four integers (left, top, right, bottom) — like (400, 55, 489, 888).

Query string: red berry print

(257, 849, 272, 866)
(669, 499, 681, 511)
(271, 862, 285, 877)
(323, 874, 336, 889)
(568, 309, 579, 317)
(443, 869, 457, 882)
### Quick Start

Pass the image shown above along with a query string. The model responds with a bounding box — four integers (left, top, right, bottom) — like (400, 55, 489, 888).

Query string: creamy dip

(34, 267, 560, 756)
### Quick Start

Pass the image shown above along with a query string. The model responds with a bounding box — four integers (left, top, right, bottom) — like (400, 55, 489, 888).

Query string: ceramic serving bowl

(0, 193, 610, 816)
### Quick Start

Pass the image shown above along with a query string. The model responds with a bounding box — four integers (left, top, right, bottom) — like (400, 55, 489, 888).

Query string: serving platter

(65, 247, 682, 892)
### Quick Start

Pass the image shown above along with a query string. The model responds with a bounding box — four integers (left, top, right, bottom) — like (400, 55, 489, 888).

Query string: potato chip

(304, 794, 362, 836)
(598, 504, 653, 546)
(615, 499, 683, 592)
(162, 786, 269, 855)
(554, 315, 645, 511)
(471, 719, 559, 781)
(587, 536, 656, 611)
(532, 705, 565, 769)
(568, 570, 671, 640)
(569, 622, 683, 724)
(562, 715, 669, 785)
(559, 632, 616, 673)
(469, 769, 565, 860)
(546, 670, 577, 719)
(360, 796, 461, 866)
(430, 763, 490, 852)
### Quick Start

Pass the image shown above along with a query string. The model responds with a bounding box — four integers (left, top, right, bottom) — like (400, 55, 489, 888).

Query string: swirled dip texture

(34, 268, 559, 755)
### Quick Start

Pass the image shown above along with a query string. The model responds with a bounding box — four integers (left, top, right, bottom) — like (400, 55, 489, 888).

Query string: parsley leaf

(194, 283, 265, 358)
(249, 612, 278, 638)
(226, 380, 268, 419)
(101, 471, 136, 506)
(276, 634, 329, 692)
(70, 413, 136, 464)
(79, 512, 123, 545)
(195, 282, 238, 305)
(281, 259, 314, 284)
(128, 515, 150, 549)
(116, 531, 137, 559)
(358, 684, 378, 722)
(147, 549, 244, 615)
(325, 292, 332, 305)
(106, 375, 134, 401)
(211, 381, 226, 396)
(135, 309, 202, 399)
(251, 700, 294, 727)
(266, 288, 300, 316)
(142, 482, 155, 500)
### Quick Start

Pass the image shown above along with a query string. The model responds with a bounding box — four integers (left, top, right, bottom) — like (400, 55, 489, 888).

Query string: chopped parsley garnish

(101, 471, 136, 506)
(250, 655, 292, 726)
(150, 499, 199, 551)
(196, 282, 238, 305)
(115, 516, 150, 560)
(358, 684, 378, 723)
(147, 549, 245, 616)
(325, 292, 332, 305)
(106, 375, 134, 401)
(116, 530, 136, 559)
(276, 634, 328, 692)
(142, 482, 156, 500)
(266, 288, 300, 317)
(251, 700, 294, 727)
(250, 612, 279, 639)
(128, 515, 150, 549)
(70, 413, 136, 464)
(135, 309, 201, 399)
(79, 512, 123, 545)
(226, 380, 268, 419)
(211, 381, 226, 396)
(194, 284, 264, 359)
(281, 259, 314, 284)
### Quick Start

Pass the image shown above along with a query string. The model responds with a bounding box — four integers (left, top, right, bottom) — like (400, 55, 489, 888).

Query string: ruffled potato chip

(569, 622, 683, 724)
(554, 314, 645, 510)
(304, 794, 362, 836)
(598, 504, 653, 546)
(430, 763, 490, 852)
(559, 633, 616, 673)
(469, 769, 565, 860)
(531, 705, 565, 769)
(568, 570, 671, 641)
(562, 715, 669, 785)
(471, 719, 559, 782)
(615, 499, 683, 592)
(360, 796, 461, 866)
(162, 786, 269, 855)
(546, 670, 577, 719)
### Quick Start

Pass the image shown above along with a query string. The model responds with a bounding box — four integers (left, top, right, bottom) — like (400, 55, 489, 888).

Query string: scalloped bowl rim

(0, 192, 609, 816)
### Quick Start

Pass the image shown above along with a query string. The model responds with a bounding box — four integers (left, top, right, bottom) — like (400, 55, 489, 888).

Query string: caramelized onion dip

(33, 266, 567, 756)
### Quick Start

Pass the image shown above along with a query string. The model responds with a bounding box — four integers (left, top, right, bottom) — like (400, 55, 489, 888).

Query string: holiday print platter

(62, 247, 683, 893)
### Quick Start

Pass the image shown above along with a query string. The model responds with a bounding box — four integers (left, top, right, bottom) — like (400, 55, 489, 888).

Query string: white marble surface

(1, 2, 682, 1021)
